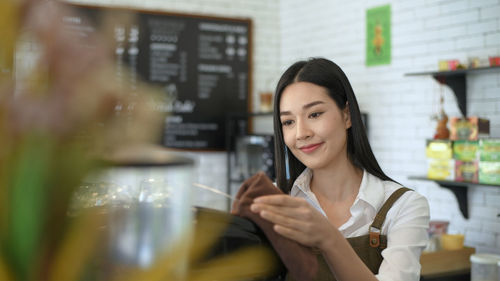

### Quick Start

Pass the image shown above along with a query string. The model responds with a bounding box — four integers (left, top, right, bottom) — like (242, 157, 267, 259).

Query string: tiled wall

(280, 0, 500, 254)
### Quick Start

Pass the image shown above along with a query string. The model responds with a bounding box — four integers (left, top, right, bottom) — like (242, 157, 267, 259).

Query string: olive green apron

(286, 187, 411, 281)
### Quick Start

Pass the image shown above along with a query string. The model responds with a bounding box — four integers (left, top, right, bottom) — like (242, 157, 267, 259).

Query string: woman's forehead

(280, 82, 332, 107)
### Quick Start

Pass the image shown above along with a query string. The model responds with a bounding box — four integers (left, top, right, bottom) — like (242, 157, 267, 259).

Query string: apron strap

(369, 187, 412, 248)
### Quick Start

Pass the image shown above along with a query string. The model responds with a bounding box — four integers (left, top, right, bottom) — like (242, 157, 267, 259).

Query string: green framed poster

(366, 4, 391, 66)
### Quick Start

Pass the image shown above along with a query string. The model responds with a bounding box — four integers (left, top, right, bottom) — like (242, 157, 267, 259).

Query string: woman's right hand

(250, 194, 337, 251)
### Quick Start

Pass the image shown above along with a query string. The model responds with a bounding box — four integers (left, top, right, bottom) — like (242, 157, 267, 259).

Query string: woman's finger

(250, 201, 312, 221)
(253, 194, 307, 207)
(273, 224, 310, 245)
(258, 207, 305, 231)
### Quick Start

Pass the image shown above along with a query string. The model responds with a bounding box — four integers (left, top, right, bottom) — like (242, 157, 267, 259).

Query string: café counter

(420, 246, 475, 281)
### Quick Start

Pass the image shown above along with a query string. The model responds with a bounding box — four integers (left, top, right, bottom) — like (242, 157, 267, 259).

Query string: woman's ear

(343, 102, 352, 129)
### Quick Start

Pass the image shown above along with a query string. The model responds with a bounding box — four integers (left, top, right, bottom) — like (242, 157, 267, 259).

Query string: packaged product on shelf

(479, 138, 500, 162)
(455, 160, 479, 183)
(489, 56, 500, 66)
(450, 117, 490, 141)
(453, 140, 479, 161)
(426, 139, 453, 159)
(478, 161, 500, 185)
(427, 159, 455, 180)
(438, 59, 461, 71)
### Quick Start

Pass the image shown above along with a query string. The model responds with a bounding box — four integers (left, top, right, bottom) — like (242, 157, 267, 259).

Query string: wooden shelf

(405, 66, 500, 218)
(404, 65, 500, 117)
(405, 65, 500, 77)
(408, 176, 500, 219)
(420, 247, 475, 279)
(409, 176, 500, 188)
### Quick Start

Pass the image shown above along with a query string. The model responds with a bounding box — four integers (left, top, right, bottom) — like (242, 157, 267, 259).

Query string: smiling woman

(241, 58, 431, 281)
(279, 82, 351, 172)
(273, 58, 391, 194)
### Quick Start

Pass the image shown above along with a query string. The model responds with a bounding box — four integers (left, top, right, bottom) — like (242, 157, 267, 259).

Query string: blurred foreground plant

(0, 1, 276, 280)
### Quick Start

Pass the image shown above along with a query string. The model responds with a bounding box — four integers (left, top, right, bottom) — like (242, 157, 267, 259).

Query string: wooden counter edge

(420, 246, 475, 278)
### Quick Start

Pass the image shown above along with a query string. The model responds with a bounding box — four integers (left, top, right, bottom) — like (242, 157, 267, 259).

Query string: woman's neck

(310, 161, 363, 203)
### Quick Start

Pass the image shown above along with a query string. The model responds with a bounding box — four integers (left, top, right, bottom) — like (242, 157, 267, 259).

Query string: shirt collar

(290, 168, 313, 197)
(354, 171, 385, 213)
(290, 168, 386, 213)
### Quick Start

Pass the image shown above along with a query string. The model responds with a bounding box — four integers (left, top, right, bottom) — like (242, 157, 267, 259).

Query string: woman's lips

(299, 143, 322, 153)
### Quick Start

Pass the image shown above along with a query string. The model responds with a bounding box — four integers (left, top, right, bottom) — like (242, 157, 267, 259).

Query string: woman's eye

(281, 120, 294, 126)
(309, 112, 323, 118)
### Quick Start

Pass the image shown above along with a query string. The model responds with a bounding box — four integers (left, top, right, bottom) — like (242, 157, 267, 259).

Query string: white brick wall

(30, 0, 498, 252)
(281, 0, 500, 254)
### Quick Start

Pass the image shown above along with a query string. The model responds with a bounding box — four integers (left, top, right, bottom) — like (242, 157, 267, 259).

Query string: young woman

(249, 58, 429, 281)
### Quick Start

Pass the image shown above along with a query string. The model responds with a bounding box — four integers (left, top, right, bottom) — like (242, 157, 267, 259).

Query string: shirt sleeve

(375, 192, 430, 281)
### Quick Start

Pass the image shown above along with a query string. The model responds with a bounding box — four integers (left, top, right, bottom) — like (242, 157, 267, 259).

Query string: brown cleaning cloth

(231, 172, 319, 281)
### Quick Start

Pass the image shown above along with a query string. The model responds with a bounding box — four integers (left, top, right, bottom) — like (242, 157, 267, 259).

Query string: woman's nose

(295, 119, 312, 140)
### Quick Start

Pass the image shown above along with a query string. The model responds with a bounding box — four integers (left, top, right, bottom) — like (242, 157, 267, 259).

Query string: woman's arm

(252, 192, 430, 281)
(376, 193, 430, 281)
(251, 195, 378, 281)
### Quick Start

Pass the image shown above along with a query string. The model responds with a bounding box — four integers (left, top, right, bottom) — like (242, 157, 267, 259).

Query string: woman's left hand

(250, 195, 336, 250)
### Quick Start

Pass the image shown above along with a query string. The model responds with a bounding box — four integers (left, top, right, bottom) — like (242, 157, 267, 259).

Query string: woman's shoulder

(376, 178, 429, 222)
(369, 179, 430, 235)
(370, 176, 430, 221)
(361, 172, 426, 214)
(375, 176, 426, 203)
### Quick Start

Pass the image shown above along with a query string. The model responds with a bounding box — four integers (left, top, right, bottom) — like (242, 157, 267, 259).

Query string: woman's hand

(250, 195, 336, 250)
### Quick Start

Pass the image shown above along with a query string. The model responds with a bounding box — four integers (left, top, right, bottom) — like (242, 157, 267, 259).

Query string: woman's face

(279, 82, 351, 171)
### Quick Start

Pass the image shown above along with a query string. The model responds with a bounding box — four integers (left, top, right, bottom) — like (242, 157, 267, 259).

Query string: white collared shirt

(291, 168, 430, 281)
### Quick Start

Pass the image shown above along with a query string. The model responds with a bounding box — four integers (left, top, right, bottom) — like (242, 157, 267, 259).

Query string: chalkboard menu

(63, 4, 251, 150)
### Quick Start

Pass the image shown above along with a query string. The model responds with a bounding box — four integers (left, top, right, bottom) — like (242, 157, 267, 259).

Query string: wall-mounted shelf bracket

(433, 74, 467, 117)
(405, 66, 500, 117)
(408, 176, 470, 219)
(436, 182, 469, 219)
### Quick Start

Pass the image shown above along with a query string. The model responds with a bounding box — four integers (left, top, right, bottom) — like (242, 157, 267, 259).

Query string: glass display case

(71, 145, 194, 277)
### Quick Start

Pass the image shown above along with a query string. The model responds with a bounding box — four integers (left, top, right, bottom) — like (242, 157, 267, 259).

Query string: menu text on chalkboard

(63, 4, 251, 150)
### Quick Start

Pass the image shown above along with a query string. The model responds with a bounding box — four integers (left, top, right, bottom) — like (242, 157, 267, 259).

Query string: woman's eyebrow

(280, 100, 325, 116)
(303, 101, 324, 109)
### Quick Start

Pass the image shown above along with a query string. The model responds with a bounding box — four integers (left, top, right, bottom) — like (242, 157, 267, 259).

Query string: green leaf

(7, 133, 54, 279)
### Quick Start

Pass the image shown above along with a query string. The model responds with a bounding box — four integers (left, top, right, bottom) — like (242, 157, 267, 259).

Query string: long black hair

(273, 58, 394, 193)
